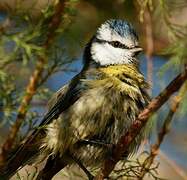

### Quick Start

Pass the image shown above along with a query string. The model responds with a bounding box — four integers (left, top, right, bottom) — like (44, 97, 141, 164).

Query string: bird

(0, 19, 150, 180)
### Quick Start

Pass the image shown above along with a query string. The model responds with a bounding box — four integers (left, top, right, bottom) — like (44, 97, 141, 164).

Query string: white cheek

(91, 43, 131, 65)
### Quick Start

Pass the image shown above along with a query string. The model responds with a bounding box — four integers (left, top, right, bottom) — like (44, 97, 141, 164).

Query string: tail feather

(35, 155, 68, 180)
(0, 141, 39, 179)
(0, 131, 45, 179)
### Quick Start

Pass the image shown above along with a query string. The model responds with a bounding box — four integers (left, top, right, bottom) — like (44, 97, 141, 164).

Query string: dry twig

(144, 4, 154, 95)
(136, 0, 154, 95)
(139, 96, 181, 179)
(0, 0, 66, 165)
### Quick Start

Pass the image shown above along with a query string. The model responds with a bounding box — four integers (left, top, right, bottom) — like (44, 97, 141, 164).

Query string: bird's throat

(98, 64, 147, 88)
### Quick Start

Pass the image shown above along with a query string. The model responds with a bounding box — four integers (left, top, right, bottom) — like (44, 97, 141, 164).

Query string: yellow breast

(98, 64, 148, 89)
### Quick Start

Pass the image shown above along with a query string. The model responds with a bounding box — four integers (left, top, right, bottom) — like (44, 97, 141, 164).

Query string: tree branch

(139, 95, 181, 179)
(94, 66, 187, 180)
(0, 0, 66, 165)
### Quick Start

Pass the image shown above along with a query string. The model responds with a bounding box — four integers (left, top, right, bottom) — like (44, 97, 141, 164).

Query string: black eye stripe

(95, 38, 131, 49)
(109, 41, 130, 49)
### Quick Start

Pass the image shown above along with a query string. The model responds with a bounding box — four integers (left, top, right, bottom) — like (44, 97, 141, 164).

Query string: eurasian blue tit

(1, 19, 150, 179)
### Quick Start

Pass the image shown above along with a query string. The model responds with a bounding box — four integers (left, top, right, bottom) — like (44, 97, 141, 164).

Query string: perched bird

(0, 19, 150, 179)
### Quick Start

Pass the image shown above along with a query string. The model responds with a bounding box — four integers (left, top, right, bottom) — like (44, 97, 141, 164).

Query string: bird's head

(86, 19, 142, 66)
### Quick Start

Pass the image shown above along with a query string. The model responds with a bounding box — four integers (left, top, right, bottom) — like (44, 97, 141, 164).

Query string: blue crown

(105, 19, 138, 40)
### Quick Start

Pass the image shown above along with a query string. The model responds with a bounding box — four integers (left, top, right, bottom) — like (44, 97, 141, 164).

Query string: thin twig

(0, 0, 66, 165)
(94, 65, 187, 180)
(135, 0, 154, 95)
(138, 95, 181, 179)
(144, 4, 154, 96)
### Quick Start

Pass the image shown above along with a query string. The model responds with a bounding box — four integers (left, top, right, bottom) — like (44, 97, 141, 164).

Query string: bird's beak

(132, 47, 143, 56)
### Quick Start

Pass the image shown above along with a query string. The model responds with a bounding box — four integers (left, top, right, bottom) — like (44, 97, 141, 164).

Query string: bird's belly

(42, 85, 147, 168)
(71, 143, 109, 168)
(42, 87, 110, 154)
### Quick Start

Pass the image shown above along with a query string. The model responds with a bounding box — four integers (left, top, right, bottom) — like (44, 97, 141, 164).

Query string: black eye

(110, 41, 129, 49)
(111, 41, 121, 48)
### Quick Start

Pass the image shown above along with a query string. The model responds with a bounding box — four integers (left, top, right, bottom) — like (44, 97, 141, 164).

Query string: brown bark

(94, 66, 187, 180)
(0, 0, 66, 165)
(139, 96, 181, 179)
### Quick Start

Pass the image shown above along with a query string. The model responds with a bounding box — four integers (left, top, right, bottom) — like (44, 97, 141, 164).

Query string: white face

(90, 20, 142, 66)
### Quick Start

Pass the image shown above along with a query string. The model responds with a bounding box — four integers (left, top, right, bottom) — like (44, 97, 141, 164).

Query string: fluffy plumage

(0, 19, 150, 179)
(43, 64, 149, 164)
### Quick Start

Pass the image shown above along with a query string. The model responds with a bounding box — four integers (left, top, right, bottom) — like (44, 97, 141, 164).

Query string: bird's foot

(80, 139, 114, 150)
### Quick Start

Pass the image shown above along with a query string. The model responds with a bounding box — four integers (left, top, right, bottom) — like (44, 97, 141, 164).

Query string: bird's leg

(80, 139, 114, 149)
(70, 154, 94, 180)
(79, 140, 128, 162)
(79, 139, 116, 165)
